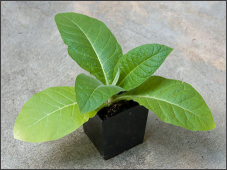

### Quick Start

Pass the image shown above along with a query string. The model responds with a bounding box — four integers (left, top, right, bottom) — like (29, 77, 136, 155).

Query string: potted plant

(14, 12, 216, 160)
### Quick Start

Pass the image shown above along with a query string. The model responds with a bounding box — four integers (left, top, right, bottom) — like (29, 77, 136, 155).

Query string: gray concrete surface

(1, 1, 226, 169)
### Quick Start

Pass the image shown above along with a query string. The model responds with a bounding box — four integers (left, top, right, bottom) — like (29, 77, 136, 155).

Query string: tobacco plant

(14, 12, 216, 143)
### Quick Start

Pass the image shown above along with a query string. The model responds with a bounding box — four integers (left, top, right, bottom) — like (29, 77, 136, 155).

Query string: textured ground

(1, 1, 226, 169)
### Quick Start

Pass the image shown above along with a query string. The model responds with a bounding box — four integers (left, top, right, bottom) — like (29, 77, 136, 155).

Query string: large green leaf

(55, 12, 123, 85)
(113, 76, 216, 131)
(75, 74, 124, 114)
(14, 87, 97, 143)
(115, 44, 173, 91)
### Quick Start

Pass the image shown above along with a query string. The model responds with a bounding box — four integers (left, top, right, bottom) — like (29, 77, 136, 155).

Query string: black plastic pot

(83, 101, 149, 160)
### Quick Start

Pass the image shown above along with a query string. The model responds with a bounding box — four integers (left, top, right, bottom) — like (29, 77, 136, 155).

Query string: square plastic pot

(83, 102, 149, 160)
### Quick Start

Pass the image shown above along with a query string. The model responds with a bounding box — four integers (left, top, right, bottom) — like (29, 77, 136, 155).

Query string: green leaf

(115, 44, 173, 91)
(113, 76, 216, 131)
(75, 74, 124, 114)
(55, 12, 123, 85)
(14, 87, 97, 143)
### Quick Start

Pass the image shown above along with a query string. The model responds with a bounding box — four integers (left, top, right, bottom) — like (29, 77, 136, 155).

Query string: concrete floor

(1, 1, 226, 169)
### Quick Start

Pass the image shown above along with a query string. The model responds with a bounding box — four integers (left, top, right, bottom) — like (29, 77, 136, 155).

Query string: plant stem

(107, 97, 113, 104)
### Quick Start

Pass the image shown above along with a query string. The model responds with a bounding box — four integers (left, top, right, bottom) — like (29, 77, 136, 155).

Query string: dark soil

(97, 100, 139, 121)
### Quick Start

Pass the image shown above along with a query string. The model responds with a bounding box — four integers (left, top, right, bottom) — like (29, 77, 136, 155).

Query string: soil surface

(97, 100, 138, 121)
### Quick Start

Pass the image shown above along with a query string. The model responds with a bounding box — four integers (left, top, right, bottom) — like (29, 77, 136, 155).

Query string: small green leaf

(114, 76, 216, 131)
(75, 74, 124, 114)
(55, 12, 123, 85)
(14, 87, 97, 143)
(115, 44, 173, 91)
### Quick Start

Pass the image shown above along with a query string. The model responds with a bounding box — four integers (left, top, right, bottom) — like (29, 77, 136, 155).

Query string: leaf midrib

(61, 14, 109, 85)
